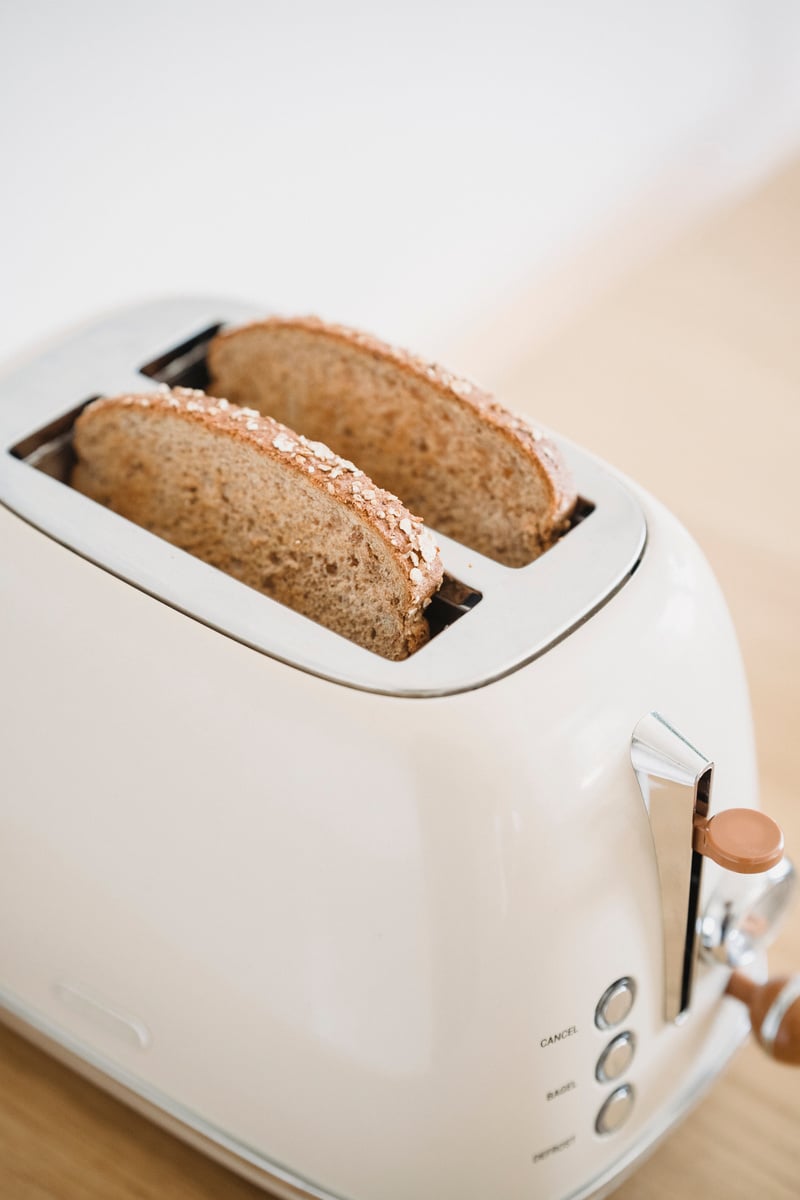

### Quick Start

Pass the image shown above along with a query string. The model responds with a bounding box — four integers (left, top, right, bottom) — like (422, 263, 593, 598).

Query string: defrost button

(595, 1084, 635, 1135)
(595, 978, 636, 1030)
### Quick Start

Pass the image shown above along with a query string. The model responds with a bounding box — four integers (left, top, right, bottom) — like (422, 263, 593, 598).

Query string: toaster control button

(595, 1031, 636, 1083)
(595, 978, 636, 1030)
(595, 1084, 635, 1135)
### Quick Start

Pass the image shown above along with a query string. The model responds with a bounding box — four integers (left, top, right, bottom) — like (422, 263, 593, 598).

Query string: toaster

(1, 297, 797, 1200)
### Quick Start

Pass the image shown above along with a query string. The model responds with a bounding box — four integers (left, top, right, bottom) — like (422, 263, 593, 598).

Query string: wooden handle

(693, 808, 784, 873)
(726, 972, 800, 1065)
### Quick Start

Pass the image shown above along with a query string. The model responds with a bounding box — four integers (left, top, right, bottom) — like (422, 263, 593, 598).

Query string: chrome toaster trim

(0, 297, 647, 697)
(632, 714, 714, 1023)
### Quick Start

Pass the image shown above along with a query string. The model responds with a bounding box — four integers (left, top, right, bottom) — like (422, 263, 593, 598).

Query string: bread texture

(71, 389, 443, 660)
(208, 317, 577, 566)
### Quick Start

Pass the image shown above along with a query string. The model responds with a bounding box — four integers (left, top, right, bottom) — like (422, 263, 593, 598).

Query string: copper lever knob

(726, 972, 800, 1065)
(693, 809, 784, 874)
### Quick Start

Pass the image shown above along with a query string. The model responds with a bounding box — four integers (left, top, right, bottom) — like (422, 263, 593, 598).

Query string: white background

(2, 1, 799, 366)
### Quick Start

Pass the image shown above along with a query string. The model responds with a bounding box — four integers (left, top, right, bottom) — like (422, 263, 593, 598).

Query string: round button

(596, 1031, 636, 1083)
(595, 1084, 635, 1135)
(595, 977, 636, 1030)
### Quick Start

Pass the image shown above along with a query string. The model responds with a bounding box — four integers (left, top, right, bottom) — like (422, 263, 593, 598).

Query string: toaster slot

(0, 298, 647, 694)
(9, 400, 90, 483)
(425, 576, 482, 638)
(139, 324, 222, 391)
(138, 327, 598, 552)
(568, 496, 595, 527)
(10, 401, 482, 651)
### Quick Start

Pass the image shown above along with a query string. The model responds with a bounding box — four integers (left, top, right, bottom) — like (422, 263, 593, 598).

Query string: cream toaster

(1, 297, 798, 1200)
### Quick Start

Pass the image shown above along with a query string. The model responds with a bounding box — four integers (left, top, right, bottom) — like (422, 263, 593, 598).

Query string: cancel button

(540, 1025, 578, 1048)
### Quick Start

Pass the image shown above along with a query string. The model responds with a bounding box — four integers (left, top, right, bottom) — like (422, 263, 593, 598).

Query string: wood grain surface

(2, 163, 799, 1199)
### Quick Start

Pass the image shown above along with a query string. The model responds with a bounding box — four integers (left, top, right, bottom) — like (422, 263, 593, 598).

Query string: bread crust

(71, 388, 443, 658)
(209, 316, 577, 565)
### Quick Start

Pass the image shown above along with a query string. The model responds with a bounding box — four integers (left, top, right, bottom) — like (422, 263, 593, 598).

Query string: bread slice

(71, 388, 443, 660)
(208, 317, 577, 567)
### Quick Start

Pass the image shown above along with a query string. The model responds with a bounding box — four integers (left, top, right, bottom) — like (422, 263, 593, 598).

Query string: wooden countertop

(2, 164, 799, 1199)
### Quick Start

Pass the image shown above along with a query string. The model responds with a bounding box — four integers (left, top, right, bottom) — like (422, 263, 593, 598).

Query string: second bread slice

(71, 388, 443, 660)
(208, 316, 577, 566)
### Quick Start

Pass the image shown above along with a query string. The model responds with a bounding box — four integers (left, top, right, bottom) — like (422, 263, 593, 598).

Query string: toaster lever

(692, 809, 784, 873)
(631, 713, 711, 1022)
(631, 713, 786, 1023)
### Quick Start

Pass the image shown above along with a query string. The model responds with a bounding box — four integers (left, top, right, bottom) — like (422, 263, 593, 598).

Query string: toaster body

(0, 301, 781, 1200)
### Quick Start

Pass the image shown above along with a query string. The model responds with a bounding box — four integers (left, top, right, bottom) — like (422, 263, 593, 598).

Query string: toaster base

(0, 985, 751, 1200)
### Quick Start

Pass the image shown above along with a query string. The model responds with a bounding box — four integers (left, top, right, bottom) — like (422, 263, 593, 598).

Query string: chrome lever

(631, 712, 785, 1024)
(631, 713, 712, 1023)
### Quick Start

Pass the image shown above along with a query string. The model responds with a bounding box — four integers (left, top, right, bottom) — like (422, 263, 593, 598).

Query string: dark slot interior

(9, 398, 92, 482)
(139, 323, 222, 391)
(425, 576, 482, 638)
(570, 496, 595, 525)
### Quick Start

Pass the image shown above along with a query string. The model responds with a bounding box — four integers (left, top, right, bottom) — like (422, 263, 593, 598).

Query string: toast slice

(208, 317, 577, 567)
(71, 389, 443, 660)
